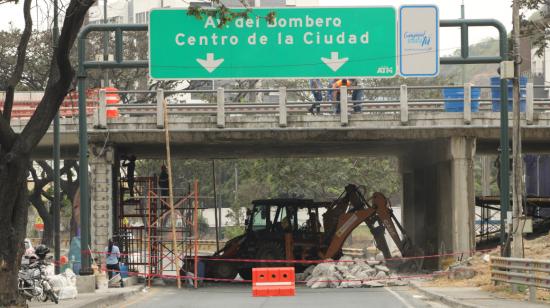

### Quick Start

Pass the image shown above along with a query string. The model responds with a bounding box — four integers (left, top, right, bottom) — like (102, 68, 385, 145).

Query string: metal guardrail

(491, 256, 550, 302)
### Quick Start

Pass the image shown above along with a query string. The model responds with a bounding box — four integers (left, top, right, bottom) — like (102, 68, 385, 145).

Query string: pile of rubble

(298, 256, 408, 289)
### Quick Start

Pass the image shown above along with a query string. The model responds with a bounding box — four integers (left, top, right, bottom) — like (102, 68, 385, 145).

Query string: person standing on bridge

(332, 79, 351, 114)
(122, 155, 136, 198)
(350, 79, 363, 113)
(308, 79, 323, 115)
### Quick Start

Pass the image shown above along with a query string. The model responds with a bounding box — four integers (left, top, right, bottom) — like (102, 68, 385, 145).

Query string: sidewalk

(29, 285, 144, 308)
(410, 280, 548, 308)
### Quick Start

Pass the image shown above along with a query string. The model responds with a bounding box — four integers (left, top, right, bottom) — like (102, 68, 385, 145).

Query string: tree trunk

(0, 155, 30, 307)
(31, 197, 53, 247)
(41, 215, 53, 247)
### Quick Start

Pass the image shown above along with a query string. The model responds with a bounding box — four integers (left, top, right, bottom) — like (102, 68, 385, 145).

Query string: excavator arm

(321, 184, 415, 260)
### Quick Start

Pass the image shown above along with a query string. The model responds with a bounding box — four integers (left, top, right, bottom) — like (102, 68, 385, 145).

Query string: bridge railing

(5, 83, 550, 126)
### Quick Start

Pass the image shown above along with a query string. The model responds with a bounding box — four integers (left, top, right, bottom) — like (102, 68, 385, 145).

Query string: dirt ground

(423, 231, 550, 303)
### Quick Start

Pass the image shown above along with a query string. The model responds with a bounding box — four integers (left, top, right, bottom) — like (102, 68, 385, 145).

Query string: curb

(409, 281, 480, 308)
(77, 285, 145, 308)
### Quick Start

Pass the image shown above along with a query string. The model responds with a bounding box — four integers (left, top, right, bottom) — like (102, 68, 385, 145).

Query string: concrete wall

(400, 137, 475, 269)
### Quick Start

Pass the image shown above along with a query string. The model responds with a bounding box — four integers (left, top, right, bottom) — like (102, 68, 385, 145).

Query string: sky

(0, 0, 514, 55)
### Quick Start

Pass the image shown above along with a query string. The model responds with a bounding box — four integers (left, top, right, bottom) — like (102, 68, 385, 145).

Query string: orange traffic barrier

(104, 87, 120, 118)
(252, 267, 295, 297)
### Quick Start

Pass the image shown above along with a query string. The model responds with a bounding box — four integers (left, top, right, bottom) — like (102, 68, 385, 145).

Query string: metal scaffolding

(116, 176, 202, 287)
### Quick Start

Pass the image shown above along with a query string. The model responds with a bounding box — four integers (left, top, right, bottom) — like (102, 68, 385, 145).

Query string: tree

(28, 160, 79, 247)
(519, 0, 550, 56)
(0, 0, 96, 305)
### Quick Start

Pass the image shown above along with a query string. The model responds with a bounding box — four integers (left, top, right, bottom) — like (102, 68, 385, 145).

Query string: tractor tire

(256, 242, 285, 268)
(209, 260, 238, 280)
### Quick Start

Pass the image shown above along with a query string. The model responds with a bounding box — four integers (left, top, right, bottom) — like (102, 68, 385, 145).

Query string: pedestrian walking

(105, 239, 123, 287)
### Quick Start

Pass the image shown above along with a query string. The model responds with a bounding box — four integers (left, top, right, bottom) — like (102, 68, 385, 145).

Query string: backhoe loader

(202, 184, 420, 280)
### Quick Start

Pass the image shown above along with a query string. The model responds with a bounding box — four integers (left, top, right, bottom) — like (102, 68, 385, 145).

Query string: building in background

(527, 4, 550, 98)
(88, 0, 319, 25)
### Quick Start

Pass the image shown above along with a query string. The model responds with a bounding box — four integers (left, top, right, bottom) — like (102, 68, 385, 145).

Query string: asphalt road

(116, 284, 449, 308)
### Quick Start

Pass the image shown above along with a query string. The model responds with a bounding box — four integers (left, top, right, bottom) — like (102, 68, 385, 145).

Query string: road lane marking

(384, 287, 415, 308)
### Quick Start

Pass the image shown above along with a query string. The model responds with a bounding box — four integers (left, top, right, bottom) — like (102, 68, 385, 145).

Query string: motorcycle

(18, 245, 59, 304)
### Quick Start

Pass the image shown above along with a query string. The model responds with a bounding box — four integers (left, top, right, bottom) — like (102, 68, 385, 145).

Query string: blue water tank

(119, 263, 129, 278)
(443, 87, 481, 112)
(490, 76, 527, 112)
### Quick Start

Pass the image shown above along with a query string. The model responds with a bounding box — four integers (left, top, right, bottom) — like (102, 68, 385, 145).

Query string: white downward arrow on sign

(321, 52, 348, 72)
(196, 53, 224, 73)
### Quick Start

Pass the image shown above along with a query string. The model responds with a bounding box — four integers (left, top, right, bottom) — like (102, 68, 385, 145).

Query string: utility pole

(52, 0, 61, 275)
(511, 0, 524, 258)
(103, 0, 109, 87)
(461, 0, 466, 84)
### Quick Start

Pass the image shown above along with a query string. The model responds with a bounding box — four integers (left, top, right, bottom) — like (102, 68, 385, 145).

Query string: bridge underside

(80, 136, 478, 269)
(22, 113, 550, 268)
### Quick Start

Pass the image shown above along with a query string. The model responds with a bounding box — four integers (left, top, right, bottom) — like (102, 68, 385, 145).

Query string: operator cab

(241, 199, 331, 262)
(246, 199, 328, 234)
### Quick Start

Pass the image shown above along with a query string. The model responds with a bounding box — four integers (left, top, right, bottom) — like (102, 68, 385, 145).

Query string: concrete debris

(385, 279, 408, 286)
(295, 273, 307, 281)
(375, 253, 385, 262)
(448, 266, 477, 280)
(482, 254, 491, 263)
(374, 271, 387, 279)
(362, 280, 385, 288)
(374, 265, 390, 273)
(301, 256, 409, 289)
(366, 259, 381, 266)
(303, 265, 316, 277)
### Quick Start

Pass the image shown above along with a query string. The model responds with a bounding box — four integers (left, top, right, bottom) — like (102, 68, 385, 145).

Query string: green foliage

(0, 29, 53, 90)
(223, 226, 245, 239)
(198, 214, 209, 237)
(136, 156, 400, 237)
(186, 0, 276, 28)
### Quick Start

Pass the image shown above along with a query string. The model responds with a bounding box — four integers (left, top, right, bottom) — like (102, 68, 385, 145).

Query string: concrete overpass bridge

(9, 84, 550, 268)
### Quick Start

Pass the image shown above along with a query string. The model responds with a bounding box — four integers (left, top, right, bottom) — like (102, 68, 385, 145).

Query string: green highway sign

(149, 7, 397, 79)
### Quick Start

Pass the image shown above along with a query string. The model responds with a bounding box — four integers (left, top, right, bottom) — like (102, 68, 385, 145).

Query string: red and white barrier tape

(85, 247, 497, 265)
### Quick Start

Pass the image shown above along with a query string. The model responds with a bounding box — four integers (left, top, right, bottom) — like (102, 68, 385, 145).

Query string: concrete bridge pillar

(400, 137, 475, 269)
(89, 144, 115, 259)
(449, 136, 476, 257)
